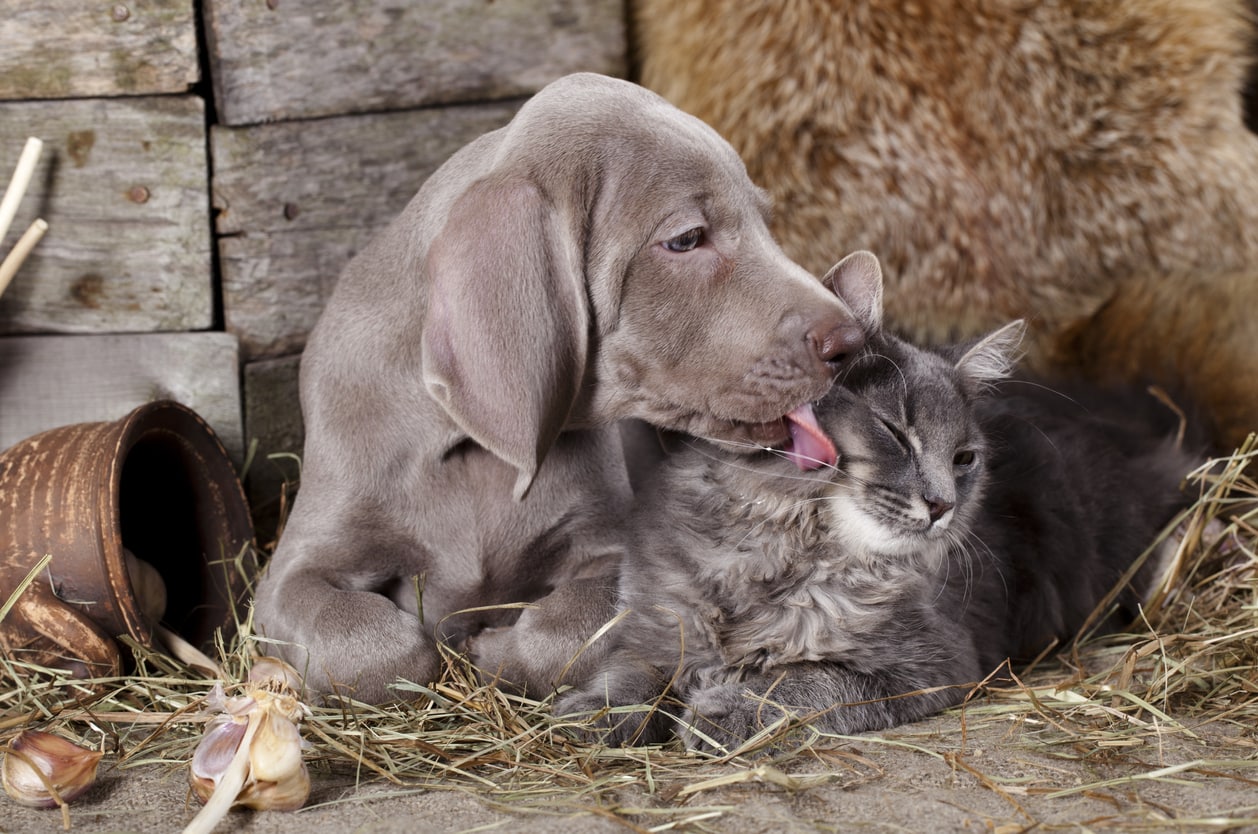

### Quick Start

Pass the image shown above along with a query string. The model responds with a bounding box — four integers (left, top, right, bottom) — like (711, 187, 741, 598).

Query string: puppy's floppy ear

(823, 251, 883, 331)
(422, 177, 588, 499)
(954, 319, 1027, 391)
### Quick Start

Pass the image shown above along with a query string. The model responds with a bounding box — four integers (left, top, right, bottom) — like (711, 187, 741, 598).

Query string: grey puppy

(254, 73, 866, 703)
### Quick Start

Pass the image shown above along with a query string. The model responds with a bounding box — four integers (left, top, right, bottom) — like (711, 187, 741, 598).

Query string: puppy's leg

(466, 574, 619, 695)
(253, 496, 442, 704)
(256, 566, 441, 704)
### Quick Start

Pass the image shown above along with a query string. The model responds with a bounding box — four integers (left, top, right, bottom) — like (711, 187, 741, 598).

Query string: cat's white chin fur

(826, 496, 950, 564)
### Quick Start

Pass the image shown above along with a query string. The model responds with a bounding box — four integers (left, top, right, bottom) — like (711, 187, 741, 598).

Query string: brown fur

(634, 0, 1258, 448)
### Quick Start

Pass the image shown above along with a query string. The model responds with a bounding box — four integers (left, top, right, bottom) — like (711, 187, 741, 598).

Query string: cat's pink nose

(926, 496, 954, 523)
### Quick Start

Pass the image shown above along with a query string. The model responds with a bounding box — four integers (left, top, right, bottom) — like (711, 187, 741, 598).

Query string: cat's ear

(823, 251, 883, 331)
(955, 319, 1026, 390)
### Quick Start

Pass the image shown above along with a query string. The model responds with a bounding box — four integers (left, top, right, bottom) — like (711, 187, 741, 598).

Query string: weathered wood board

(212, 100, 520, 359)
(0, 97, 213, 334)
(0, 333, 243, 463)
(0, 0, 199, 100)
(203, 0, 626, 125)
(242, 355, 303, 543)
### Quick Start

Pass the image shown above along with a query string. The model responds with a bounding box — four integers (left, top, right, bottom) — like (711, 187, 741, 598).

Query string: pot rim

(98, 399, 255, 648)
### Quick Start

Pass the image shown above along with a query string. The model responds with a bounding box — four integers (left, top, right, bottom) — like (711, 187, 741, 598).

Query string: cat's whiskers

(995, 413, 1062, 455)
(989, 379, 1086, 454)
(949, 526, 1006, 606)
(835, 349, 907, 393)
(998, 377, 1081, 405)
(678, 437, 848, 487)
(938, 534, 977, 612)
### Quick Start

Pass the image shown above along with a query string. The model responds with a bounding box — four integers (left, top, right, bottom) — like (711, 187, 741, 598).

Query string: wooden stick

(0, 137, 43, 244)
(0, 217, 48, 299)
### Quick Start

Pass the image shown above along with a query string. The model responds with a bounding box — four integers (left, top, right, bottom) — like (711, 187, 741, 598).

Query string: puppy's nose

(809, 319, 866, 365)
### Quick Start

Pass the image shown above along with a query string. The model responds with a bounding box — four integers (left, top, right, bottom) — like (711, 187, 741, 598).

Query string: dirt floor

(6, 703, 1258, 834)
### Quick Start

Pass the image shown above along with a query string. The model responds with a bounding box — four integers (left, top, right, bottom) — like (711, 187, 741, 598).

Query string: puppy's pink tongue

(783, 403, 837, 471)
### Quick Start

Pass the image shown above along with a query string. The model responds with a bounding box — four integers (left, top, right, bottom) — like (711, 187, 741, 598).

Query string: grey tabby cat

(555, 252, 1202, 751)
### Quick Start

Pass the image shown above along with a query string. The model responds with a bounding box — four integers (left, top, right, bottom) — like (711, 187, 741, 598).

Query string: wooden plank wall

(204, 1, 626, 125)
(212, 101, 521, 359)
(0, 98, 212, 334)
(1, 0, 628, 533)
(1, 0, 199, 100)
(0, 1, 227, 461)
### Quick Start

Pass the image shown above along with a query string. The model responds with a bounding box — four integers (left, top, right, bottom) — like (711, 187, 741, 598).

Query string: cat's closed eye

(878, 417, 910, 452)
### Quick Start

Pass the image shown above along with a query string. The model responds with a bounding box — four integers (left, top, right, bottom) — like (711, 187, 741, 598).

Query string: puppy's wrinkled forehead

(511, 74, 762, 213)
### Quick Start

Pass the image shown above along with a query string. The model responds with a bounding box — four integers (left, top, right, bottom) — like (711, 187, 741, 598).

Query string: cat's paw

(553, 690, 670, 747)
(680, 683, 791, 754)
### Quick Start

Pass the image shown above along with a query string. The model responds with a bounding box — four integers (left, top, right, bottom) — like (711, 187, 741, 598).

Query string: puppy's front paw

(680, 683, 790, 754)
(463, 580, 621, 696)
(464, 626, 525, 690)
(553, 690, 670, 747)
(281, 591, 442, 704)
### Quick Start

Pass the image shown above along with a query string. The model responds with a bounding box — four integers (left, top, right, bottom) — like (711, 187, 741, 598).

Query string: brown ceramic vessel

(0, 400, 257, 678)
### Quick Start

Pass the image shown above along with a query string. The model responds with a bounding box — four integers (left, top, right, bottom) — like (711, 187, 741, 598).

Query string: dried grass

(3, 439, 1258, 830)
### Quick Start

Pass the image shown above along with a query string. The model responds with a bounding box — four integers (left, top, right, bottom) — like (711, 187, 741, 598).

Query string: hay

(3, 440, 1258, 830)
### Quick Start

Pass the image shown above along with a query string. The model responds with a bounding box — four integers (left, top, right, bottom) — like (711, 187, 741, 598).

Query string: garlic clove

(2, 730, 102, 808)
(237, 738, 311, 813)
(123, 547, 167, 625)
(247, 705, 305, 784)
(188, 717, 248, 804)
(234, 695, 311, 812)
(247, 657, 303, 692)
(237, 766, 311, 812)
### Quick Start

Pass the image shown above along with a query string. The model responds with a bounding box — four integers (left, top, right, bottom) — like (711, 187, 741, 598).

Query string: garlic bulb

(2, 730, 102, 808)
(248, 656, 303, 692)
(183, 657, 310, 834)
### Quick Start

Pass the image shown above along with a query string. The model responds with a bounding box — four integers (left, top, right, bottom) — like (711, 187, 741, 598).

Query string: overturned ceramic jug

(0, 400, 257, 678)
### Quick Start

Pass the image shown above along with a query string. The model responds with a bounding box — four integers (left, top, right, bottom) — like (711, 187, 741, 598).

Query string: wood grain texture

(0, 332, 243, 463)
(0, 0, 199, 100)
(203, 0, 626, 125)
(212, 100, 519, 358)
(0, 97, 213, 334)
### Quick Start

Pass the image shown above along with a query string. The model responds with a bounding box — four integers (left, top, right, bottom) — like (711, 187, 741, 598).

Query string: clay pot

(0, 400, 257, 678)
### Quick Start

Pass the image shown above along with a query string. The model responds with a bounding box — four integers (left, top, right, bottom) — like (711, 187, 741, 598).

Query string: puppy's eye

(954, 450, 977, 470)
(662, 228, 704, 252)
